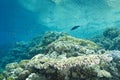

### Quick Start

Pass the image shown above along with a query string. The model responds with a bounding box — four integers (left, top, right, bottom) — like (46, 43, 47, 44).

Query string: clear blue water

(0, 1, 118, 49)
(0, 0, 119, 54)
(0, 0, 50, 56)
(0, 0, 120, 72)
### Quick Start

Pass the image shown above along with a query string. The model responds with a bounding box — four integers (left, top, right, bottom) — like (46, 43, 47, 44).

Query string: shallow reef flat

(0, 31, 120, 80)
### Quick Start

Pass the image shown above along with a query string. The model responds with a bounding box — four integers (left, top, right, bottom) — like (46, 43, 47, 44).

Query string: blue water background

(0, 0, 120, 57)
(0, 0, 49, 56)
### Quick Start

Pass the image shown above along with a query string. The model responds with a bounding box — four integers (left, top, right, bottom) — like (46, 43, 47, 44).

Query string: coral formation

(103, 27, 120, 39)
(28, 31, 67, 57)
(2, 53, 113, 80)
(45, 35, 98, 58)
(0, 31, 67, 73)
(92, 27, 120, 50)
(27, 54, 112, 80)
(1, 31, 120, 80)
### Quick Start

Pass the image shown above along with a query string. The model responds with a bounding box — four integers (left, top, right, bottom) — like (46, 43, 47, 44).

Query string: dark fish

(70, 25, 80, 31)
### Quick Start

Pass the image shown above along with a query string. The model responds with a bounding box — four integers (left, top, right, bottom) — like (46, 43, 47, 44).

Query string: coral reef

(2, 53, 113, 80)
(28, 31, 67, 58)
(103, 27, 120, 39)
(92, 27, 120, 50)
(45, 35, 99, 58)
(1, 31, 120, 80)
(10, 31, 67, 60)
(27, 54, 112, 80)
(0, 31, 67, 73)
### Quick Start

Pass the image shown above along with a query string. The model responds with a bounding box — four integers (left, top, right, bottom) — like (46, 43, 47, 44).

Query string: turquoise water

(0, 0, 120, 51)
(0, 0, 120, 79)
(0, 0, 49, 56)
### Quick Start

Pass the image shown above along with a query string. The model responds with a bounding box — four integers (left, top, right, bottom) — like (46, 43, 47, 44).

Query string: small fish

(70, 25, 80, 31)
